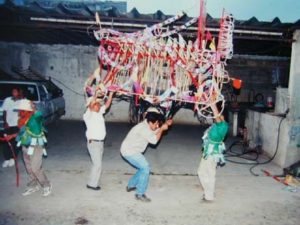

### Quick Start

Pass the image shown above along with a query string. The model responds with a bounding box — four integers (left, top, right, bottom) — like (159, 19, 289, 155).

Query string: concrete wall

(0, 42, 291, 124)
(0, 42, 200, 124)
(245, 110, 299, 168)
(227, 56, 290, 105)
(288, 30, 300, 121)
(275, 87, 289, 114)
(245, 31, 300, 168)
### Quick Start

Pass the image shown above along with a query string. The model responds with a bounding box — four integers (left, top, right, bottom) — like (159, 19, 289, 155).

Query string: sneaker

(2, 160, 10, 168)
(8, 159, 15, 167)
(86, 185, 101, 191)
(126, 186, 136, 192)
(42, 184, 52, 197)
(135, 194, 151, 202)
(22, 186, 40, 196)
(202, 195, 214, 203)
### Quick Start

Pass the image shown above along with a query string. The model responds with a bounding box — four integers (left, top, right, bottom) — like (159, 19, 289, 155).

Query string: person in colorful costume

(16, 99, 52, 197)
(197, 102, 228, 202)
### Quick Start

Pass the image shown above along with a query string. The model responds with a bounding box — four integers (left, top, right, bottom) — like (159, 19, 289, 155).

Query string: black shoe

(86, 185, 101, 191)
(126, 186, 136, 192)
(135, 194, 151, 202)
(202, 195, 213, 203)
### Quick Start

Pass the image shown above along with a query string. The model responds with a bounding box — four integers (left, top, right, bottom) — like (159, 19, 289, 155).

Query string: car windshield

(0, 83, 39, 101)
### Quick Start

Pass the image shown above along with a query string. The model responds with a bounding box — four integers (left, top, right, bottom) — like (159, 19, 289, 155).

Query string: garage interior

(0, 0, 299, 167)
(0, 1, 300, 225)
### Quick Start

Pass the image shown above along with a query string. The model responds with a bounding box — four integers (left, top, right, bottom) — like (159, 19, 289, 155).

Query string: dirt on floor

(0, 121, 299, 225)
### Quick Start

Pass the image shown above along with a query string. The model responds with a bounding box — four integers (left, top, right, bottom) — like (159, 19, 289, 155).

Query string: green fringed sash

(202, 121, 228, 164)
(16, 111, 47, 155)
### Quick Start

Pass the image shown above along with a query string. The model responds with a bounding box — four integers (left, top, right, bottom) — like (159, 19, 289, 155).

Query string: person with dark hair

(120, 107, 172, 202)
(1, 88, 21, 168)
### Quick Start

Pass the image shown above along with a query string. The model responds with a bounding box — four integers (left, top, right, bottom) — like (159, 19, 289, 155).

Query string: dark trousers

(0, 127, 20, 160)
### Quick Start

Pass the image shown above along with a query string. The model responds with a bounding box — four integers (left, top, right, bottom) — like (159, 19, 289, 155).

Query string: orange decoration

(232, 79, 242, 90)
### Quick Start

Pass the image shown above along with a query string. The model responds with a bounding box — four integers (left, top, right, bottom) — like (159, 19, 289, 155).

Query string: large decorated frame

(85, 1, 235, 123)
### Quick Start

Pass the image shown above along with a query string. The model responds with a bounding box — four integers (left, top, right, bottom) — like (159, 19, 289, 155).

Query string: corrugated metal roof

(0, 0, 298, 57)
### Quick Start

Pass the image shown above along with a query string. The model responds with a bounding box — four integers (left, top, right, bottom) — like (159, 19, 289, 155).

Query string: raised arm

(104, 91, 114, 109)
(210, 103, 224, 123)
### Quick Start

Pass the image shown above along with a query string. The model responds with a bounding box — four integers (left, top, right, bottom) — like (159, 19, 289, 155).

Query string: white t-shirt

(120, 120, 158, 156)
(83, 106, 106, 141)
(2, 97, 20, 127)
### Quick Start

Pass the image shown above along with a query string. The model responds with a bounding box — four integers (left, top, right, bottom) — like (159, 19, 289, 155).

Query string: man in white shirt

(1, 88, 21, 168)
(83, 92, 113, 190)
(120, 107, 172, 202)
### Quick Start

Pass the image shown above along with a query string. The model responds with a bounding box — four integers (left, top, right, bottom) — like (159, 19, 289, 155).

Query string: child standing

(197, 103, 228, 202)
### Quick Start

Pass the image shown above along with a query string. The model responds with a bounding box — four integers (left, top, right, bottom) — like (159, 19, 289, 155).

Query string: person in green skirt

(197, 102, 228, 202)
(16, 99, 52, 197)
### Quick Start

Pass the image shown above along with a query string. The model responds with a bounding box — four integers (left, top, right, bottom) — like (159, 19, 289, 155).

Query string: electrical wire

(225, 140, 260, 166)
(49, 77, 85, 96)
(225, 116, 286, 176)
(249, 116, 285, 176)
(49, 76, 124, 107)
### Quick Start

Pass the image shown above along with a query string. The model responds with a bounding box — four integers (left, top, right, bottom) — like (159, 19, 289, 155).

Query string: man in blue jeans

(120, 107, 172, 202)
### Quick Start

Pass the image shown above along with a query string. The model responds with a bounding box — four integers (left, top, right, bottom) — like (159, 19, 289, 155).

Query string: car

(0, 79, 65, 130)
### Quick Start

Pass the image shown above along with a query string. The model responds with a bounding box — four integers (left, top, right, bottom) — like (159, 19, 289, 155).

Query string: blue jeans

(123, 153, 150, 195)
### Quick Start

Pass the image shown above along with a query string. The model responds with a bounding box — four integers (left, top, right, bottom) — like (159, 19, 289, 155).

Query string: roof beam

(30, 17, 284, 37)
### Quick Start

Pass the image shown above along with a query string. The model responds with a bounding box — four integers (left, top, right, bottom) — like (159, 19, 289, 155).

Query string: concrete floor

(0, 120, 299, 225)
